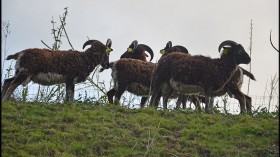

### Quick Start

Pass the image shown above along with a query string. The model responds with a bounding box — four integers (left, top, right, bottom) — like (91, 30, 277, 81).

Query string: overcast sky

(2, 0, 279, 99)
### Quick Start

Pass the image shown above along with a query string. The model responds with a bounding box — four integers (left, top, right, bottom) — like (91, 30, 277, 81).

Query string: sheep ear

(127, 40, 138, 53)
(166, 41, 172, 48)
(105, 39, 113, 55)
(106, 38, 112, 48)
(160, 41, 171, 55)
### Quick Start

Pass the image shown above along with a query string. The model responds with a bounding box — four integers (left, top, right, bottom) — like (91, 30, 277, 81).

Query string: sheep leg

(204, 88, 214, 113)
(2, 73, 29, 101)
(181, 95, 187, 109)
(245, 95, 252, 114)
(1, 77, 15, 100)
(205, 93, 215, 114)
(65, 81, 75, 102)
(162, 90, 173, 109)
(149, 88, 162, 108)
(140, 97, 148, 108)
(232, 91, 246, 114)
(154, 91, 162, 109)
(204, 96, 211, 113)
(114, 88, 126, 105)
(107, 89, 116, 104)
(208, 96, 214, 110)
(188, 97, 192, 109)
(192, 95, 202, 112)
(175, 95, 183, 109)
(176, 94, 187, 109)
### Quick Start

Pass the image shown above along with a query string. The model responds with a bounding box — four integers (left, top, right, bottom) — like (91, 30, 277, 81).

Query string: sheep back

(16, 49, 93, 75)
(153, 52, 238, 93)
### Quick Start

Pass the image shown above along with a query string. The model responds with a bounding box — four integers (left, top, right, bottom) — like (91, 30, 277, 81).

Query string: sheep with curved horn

(1, 38, 113, 102)
(149, 40, 252, 114)
(106, 40, 154, 105)
(106, 41, 190, 107)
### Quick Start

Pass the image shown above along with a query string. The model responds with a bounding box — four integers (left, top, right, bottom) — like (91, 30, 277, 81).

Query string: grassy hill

(1, 101, 279, 156)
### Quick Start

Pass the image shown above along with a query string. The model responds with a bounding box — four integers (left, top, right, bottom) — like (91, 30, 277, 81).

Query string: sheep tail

(241, 67, 256, 81)
(6, 52, 21, 60)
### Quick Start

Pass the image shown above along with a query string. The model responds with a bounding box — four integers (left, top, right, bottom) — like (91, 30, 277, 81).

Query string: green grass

(2, 101, 279, 157)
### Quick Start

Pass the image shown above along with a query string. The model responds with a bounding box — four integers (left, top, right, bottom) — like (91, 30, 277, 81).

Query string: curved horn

(137, 44, 154, 61)
(218, 40, 238, 52)
(106, 38, 112, 48)
(173, 45, 189, 54)
(83, 40, 98, 49)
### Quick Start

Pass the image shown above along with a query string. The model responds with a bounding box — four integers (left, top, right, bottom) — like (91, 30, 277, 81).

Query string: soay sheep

(120, 40, 154, 61)
(160, 42, 255, 112)
(1, 39, 113, 102)
(106, 40, 154, 106)
(107, 41, 189, 107)
(149, 40, 251, 114)
(175, 66, 256, 113)
(158, 41, 204, 110)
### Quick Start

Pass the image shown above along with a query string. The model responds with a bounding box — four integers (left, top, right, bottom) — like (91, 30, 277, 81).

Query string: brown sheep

(149, 40, 252, 114)
(175, 66, 255, 114)
(107, 41, 189, 107)
(106, 40, 154, 106)
(1, 39, 113, 102)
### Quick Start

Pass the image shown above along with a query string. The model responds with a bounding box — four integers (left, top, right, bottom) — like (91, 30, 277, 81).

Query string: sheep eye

(237, 50, 243, 55)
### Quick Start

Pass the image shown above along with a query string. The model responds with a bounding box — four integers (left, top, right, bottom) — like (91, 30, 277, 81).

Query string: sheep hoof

(205, 109, 215, 114)
(113, 99, 120, 105)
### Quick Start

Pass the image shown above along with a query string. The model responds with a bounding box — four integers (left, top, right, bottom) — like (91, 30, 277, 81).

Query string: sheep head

(160, 41, 172, 55)
(218, 40, 251, 65)
(83, 38, 113, 69)
(120, 40, 138, 59)
(160, 41, 189, 56)
(120, 40, 154, 61)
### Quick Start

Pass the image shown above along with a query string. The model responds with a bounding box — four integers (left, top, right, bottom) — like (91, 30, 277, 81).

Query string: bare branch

(270, 30, 279, 52)
(41, 40, 52, 49)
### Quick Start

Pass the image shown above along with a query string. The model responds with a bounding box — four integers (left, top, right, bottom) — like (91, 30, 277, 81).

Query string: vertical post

(247, 19, 253, 95)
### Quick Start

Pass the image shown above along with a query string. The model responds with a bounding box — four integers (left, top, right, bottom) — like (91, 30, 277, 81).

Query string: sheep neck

(84, 50, 102, 70)
(211, 57, 239, 92)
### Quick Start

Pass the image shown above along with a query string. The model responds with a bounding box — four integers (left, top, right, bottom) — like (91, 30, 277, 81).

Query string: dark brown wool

(107, 41, 191, 107)
(153, 53, 238, 93)
(113, 58, 155, 91)
(106, 42, 154, 106)
(2, 39, 112, 102)
(150, 41, 251, 114)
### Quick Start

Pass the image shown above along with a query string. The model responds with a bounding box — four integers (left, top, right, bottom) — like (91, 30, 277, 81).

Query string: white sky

(2, 0, 279, 99)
